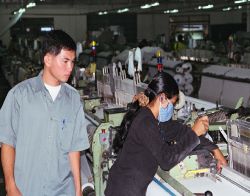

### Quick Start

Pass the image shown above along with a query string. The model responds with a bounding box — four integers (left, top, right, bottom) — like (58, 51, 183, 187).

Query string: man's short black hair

(41, 30, 76, 60)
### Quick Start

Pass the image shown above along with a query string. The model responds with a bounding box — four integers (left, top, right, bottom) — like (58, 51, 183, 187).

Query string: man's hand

(6, 183, 22, 196)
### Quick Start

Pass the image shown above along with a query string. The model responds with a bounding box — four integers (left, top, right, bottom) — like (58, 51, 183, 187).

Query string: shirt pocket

(57, 117, 75, 152)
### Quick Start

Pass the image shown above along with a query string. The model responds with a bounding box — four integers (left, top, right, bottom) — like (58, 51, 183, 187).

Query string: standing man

(0, 30, 89, 196)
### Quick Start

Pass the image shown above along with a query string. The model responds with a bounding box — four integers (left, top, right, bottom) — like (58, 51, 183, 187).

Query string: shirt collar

(33, 70, 70, 98)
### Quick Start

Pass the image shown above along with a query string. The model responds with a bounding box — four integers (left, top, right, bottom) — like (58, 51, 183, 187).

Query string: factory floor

(0, 60, 11, 195)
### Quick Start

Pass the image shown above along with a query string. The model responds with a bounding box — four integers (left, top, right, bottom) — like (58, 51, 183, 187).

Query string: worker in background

(0, 30, 89, 196)
(105, 71, 209, 196)
(174, 34, 187, 54)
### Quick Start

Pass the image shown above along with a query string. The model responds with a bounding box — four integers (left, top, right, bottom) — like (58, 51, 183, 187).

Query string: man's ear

(44, 54, 52, 67)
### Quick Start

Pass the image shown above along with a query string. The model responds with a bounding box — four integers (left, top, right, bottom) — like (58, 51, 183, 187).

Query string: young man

(0, 30, 89, 196)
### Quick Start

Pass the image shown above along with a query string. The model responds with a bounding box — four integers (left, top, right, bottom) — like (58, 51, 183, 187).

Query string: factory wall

(0, 7, 88, 46)
(53, 15, 87, 43)
(0, 6, 246, 47)
(23, 8, 87, 41)
(210, 11, 242, 24)
(248, 5, 250, 32)
(137, 10, 243, 43)
(137, 14, 170, 42)
(0, 11, 12, 47)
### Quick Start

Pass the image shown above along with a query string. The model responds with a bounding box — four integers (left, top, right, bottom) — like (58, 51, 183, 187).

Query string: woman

(105, 71, 209, 196)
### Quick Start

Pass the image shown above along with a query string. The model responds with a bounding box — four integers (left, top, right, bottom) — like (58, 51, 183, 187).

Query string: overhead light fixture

(41, 27, 54, 32)
(26, 2, 36, 8)
(98, 11, 108, 15)
(222, 7, 232, 11)
(140, 2, 159, 9)
(117, 8, 129, 13)
(141, 4, 151, 9)
(198, 4, 214, 10)
(18, 8, 26, 13)
(14, 8, 26, 15)
(164, 9, 179, 14)
(151, 2, 159, 7)
(234, 0, 247, 3)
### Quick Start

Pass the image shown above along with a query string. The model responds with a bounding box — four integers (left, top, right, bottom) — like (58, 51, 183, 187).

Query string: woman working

(105, 71, 210, 196)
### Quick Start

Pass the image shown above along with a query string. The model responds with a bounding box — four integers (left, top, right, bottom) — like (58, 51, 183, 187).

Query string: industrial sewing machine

(82, 97, 126, 196)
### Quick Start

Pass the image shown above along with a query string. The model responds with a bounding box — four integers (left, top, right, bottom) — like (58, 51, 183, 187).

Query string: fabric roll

(184, 73, 193, 84)
(174, 74, 185, 86)
(182, 62, 192, 73)
(184, 83, 194, 95)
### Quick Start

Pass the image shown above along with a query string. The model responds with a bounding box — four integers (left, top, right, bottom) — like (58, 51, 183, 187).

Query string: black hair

(113, 71, 179, 153)
(177, 34, 184, 42)
(41, 30, 76, 62)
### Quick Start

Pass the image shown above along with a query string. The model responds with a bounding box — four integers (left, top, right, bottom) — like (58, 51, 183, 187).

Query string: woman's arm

(212, 148, 227, 171)
(139, 117, 202, 170)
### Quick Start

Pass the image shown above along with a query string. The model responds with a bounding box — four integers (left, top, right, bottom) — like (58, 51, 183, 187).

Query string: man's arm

(69, 151, 81, 196)
(1, 143, 21, 196)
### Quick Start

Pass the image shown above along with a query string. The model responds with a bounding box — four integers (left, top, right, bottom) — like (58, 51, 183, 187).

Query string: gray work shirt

(0, 73, 90, 196)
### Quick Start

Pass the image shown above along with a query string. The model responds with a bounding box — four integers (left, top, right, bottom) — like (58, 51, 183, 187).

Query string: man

(0, 30, 89, 196)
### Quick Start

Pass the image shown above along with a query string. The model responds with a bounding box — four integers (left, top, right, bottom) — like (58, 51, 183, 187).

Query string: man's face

(44, 48, 76, 85)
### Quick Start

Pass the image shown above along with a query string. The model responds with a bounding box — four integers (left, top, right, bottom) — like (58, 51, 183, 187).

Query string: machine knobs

(205, 190, 213, 196)
(195, 190, 213, 196)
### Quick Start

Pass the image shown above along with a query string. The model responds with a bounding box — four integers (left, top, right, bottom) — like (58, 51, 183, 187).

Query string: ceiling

(0, 0, 249, 14)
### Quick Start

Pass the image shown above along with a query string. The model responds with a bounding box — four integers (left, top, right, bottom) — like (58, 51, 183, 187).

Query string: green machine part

(92, 107, 126, 196)
(169, 155, 200, 180)
(104, 108, 127, 127)
(83, 97, 101, 111)
(92, 122, 113, 196)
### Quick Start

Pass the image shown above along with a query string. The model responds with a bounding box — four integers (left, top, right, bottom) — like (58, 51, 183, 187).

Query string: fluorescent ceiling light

(98, 11, 108, 15)
(26, 2, 36, 8)
(222, 7, 232, 11)
(234, 0, 246, 3)
(141, 4, 151, 9)
(18, 8, 26, 13)
(151, 2, 159, 7)
(164, 9, 179, 14)
(140, 2, 159, 9)
(41, 27, 53, 32)
(117, 8, 129, 13)
(198, 4, 214, 10)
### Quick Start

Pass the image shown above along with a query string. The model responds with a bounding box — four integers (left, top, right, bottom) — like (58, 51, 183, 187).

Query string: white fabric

(128, 50, 135, 77)
(135, 47, 142, 72)
(44, 83, 61, 101)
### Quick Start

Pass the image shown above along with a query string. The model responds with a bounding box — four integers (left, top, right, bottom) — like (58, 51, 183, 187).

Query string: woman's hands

(192, 116, 209, 136)
(213, 148, 228, 172)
